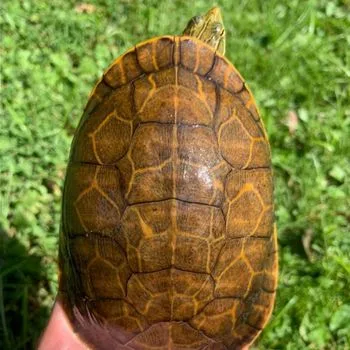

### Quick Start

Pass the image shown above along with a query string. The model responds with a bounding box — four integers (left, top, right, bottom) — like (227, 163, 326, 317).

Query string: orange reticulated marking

(103, 47, 136, 86)
(223, 66, 231, 90)
(240, 249, 255, 276)
(173, 36, 180, 66)
(138, 74, 157, 113)
(227, 182, 266, 208)
(170, 202, 177, 266)
(233, 107, 264, 141)
(244, 82, 260, 112)
(151, 41, 159, 71)
(133, 158, 172, 176)
(74, 203, 89, 232)
(209, 208, 214, 238)
(125, 152, 136, 199)
(134, 208, 154, 239)
(193, 43, 200, 73)
(249, 205, 273, 237)
(172, 125, 178, 199)
(217, 109, 237, 146)
(194, 75, 213, 118)
(91, 166, 121, 216)
(243, 271, 262, 299)
(87, 111, 132, 164)
(73, 168, 98, 229)
(215, 242, 245, 281)
(242, 137, 266, 169)
(218, 51, 246, 85)
(225, 183, 267, 235)
(88, 133, 103, 164)
(139, 80, 213, 125)
(127, 245, 142, 271)
(245, 95, 254, 109)
(174, 67, 179, 122)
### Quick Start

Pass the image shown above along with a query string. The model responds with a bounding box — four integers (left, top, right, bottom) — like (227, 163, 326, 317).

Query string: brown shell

(60, 35, 278, 349)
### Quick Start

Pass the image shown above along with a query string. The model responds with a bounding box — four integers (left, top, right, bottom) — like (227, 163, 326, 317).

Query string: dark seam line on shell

(222, 235, 268, 240)
(133, 45, 145, 75)
(92, 66, 262, 137)
(124, 272, 138, 298)
(188, 296, 243, 323)
(247, 235, 271, 240)
(209, 241, 227, 278)
(127, 197, 222, 209)
(242, 166, 272, 171)
(124, 321, 216, 347)
(68, 160, 117, 167)
(177, 321, 223, 345)
(204, 52, 218, 78)
(247, 235, 273, 241)
(99, 61, 258, 112)
(212, 292, 245, 301)
(129, 267, 215, 280)
(76, 296, 148, 326)
(246, 321, 263, 331)
(68, 231, 129, 259)
(219, 153, 236, 169)
(218, 206, 226, 227)
(222, 167, 232, 197)
(261, 286, 277, 294)
(84, 296, 125, 302)
(101, 75, 115, 89)
(130, 80, 137, 117)
(136, 120, 213, 128)
(214, 82, 221, 123)
(218, 152, 271, 171)
(236, 82, 246, 94)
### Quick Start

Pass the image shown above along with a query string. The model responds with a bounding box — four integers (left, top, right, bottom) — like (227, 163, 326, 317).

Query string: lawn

(1, 0, 349, 349)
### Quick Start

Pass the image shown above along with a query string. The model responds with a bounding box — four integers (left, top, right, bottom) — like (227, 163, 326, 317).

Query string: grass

(1, 0, 349, 348)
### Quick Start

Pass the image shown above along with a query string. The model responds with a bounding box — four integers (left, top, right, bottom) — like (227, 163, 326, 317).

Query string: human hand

(38, 297, 87, 350)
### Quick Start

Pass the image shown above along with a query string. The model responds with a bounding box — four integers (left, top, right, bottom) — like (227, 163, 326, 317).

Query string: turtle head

(182, 7, 226, 55)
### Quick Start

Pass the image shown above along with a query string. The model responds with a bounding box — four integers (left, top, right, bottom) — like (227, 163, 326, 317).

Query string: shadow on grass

(0, 225, 51, 350)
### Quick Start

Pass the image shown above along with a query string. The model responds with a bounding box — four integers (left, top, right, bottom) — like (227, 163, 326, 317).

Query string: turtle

(59, 7, 278, 350)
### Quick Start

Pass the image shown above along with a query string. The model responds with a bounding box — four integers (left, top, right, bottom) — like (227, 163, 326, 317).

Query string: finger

(38, 298, 88, 350)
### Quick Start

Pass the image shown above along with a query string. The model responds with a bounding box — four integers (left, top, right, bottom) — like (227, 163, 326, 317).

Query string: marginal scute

(104, 48, 143, 88)
(136, 36, 174, 73)
(238, 87, 260, 122)
(208, 56, 244, 93)
(180, 36, 215, 75)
